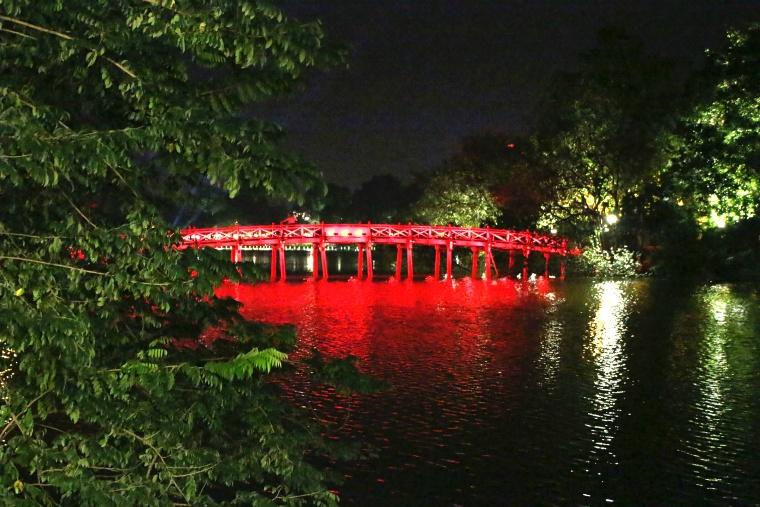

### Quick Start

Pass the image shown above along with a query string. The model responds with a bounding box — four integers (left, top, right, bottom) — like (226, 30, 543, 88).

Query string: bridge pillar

(446, 242, 453, 280)
(357, 244, 364, 279)
(406, 241, 414, 280)
(508, 251, 515, 278)
(366, 242, 374, 280)
(434, 246, 441, 280)
(270, 246, 277, 282)
(560, 258, 566, 280)
(230, 245, 242, 263)
(395, 245, 403, 280)
(522, 249, 530, 280)
(320, 244, 328, 281)
(484, 245, 492, 281)
(278, 244, 286, 282)
(311, 244, 319, 280)
(544, 253, 551, 278)
(471, 247, 479, 279)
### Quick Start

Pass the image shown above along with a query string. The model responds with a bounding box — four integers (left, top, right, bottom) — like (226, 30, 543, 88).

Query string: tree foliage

(536, 28, 677, 240)
(463, 135, 551, 229)
(667, 23, 760, 228)
(413, 159, 500, 227)
(0, 1, 357, 505)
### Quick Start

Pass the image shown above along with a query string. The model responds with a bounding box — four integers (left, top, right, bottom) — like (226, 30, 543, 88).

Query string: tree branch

(0, 15, 138, 79)
(0, 15, 73, 40)
(0, 256, 171, 286)
(63, 193, 99, 229)
(0, 26, 36, 39)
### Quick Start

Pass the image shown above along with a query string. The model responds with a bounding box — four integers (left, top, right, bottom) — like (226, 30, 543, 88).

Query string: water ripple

(219, 279, 760, 506)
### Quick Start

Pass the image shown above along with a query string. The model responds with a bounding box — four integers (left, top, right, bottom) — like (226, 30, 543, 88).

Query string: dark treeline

(318, 24, 759, 280)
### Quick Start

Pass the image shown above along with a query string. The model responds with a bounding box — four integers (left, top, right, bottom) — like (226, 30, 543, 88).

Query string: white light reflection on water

(678, 284, 747, 493)
(583, 281, 631, 495)
(536, 290, 563, 390)
(702, 285, 731, 431)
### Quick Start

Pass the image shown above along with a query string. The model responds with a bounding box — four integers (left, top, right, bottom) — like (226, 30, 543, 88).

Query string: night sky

(269, 0, 759, 188)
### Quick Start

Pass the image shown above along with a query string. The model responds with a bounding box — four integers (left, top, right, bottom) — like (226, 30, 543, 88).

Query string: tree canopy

(0, 1, 362, 505)
(535, 28, 677, 240)
(667, 23, 760, 228)
(413, 159, 500, 227)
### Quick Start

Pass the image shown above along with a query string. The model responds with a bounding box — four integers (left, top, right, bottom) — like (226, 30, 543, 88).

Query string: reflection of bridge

(180, 223, 581, 281)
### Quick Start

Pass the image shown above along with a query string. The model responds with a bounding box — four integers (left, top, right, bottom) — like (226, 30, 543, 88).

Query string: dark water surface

(217, 277, 760, 506)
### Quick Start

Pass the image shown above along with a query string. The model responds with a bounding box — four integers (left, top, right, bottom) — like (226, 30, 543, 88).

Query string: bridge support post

(560, 258, 566, 280)
(471, 247, 479, 279)
(230, 245, 242, 263)
(395, 245, 403, 280)
(434, 246, 441, 280)
(320, 244, 328, 281)
(484, 245, 492, 281)
(522, 249, 530, 280)
(446, 242, 453, 280)
(278, 244, 286, 282)
(311, 244, 319, 280)
(357, 244, 364, 279)
(508, 251, 515, 278)
(544, 253, 551, 278)
(366, 243, 374, 280)
(406, 241, 414, 280)
(270, 246, 277, 282)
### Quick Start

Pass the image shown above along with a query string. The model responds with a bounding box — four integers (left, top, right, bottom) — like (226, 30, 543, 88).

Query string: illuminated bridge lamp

(605, 214, 619, 225)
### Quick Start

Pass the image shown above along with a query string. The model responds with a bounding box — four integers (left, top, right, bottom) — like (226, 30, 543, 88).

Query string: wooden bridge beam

(311, 244, 319, 280)
(484, 245, 492, 281)
(230, 245, 242, 264)
(320, 244, 328, 281)
(544, 253, 551, 278)
(406, 241, 414, 280)
(446, 242, 453, 280)
(366, 242, 374, 280)
(395, 245, 403, 280)
(471, 247, 479, 279)
(522, 249, 530, 280)
(434, 246, 441, 280)
(357, 244, 364, 279)
(270, 246, 277, 282)
(278, 244, 286, 282)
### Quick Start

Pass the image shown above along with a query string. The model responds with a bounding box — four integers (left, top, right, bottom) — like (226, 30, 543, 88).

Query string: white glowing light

(711, 210, 727, 229)
(605, 214, 619, 225)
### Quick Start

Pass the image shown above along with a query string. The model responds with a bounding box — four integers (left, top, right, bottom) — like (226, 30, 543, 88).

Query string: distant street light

(605, 214, 619, 225)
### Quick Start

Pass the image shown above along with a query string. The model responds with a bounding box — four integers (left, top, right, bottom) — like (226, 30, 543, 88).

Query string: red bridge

(180, 223, 580, 281)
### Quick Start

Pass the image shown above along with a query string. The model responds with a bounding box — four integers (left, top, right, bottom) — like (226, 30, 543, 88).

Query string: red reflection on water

(215, 278, 554, 370)
(216, 278, 559, 483)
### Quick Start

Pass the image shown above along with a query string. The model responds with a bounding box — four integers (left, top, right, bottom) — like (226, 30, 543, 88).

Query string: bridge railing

(180, 223, 576, 254)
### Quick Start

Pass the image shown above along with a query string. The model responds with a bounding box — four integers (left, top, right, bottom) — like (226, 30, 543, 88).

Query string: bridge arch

(180, 223, 580, 281)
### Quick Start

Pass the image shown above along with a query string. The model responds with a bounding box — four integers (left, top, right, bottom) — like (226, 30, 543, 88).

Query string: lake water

(218, 267, 760, 506)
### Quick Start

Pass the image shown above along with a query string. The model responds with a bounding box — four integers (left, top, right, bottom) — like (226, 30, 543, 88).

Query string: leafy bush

(570, 243, 640, 278)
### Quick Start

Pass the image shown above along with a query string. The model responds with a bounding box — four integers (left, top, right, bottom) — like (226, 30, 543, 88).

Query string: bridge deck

(180, 223, 578, 255)
(180, 223, 580, 281)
